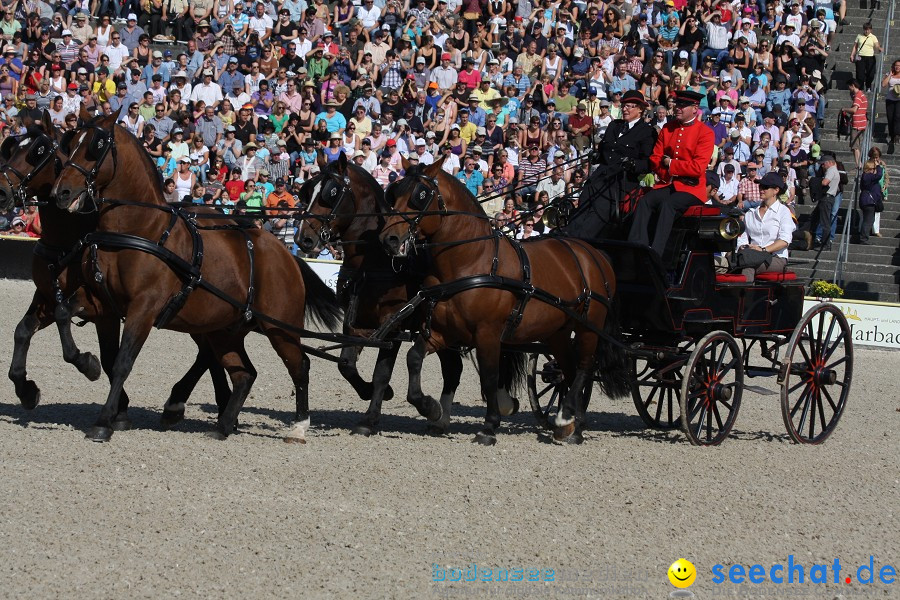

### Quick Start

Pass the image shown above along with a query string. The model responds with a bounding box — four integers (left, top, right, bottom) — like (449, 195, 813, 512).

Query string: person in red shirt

(224, 167, 246, 200)
(627, 89, 715, 257)
(843, 79, 869, 168)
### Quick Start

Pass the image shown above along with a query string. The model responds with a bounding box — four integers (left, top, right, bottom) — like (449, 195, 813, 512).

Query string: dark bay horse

(51, 112, 340, 442)
(296, 153, 515, 435)
(379, 159, 629, 444)
(0, 111, 229, 429)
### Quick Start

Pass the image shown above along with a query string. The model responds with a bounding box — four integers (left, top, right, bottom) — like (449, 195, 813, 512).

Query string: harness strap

(237, 228, 255, 321)
(500, 236, 534, 343)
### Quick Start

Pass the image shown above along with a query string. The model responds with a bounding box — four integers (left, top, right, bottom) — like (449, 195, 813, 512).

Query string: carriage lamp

(718, 217, 743, 240)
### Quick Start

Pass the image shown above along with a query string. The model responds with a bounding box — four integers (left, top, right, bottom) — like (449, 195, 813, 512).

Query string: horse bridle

(1, 131, 62, 205)
(304, 169, 353, 245)
(384, 171, 443, 248)
(61, 121, 118, 211)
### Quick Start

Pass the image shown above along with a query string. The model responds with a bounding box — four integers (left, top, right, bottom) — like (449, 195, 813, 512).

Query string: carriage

(526, 203, 853, 446)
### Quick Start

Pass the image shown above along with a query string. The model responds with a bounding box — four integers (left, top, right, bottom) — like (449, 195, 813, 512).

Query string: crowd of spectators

(0, 0, 890, 249)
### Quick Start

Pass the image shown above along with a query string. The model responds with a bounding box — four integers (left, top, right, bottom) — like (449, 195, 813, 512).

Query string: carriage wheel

(679, 331, 743, 446)
(526, 353, 567, 430)
(780, 303, 853, 444)
(631, 356, 686, 430)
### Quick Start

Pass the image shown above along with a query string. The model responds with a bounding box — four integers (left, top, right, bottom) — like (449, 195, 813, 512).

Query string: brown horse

(379, 159, 629, 444)
(0, 111, 230, 428)
(51, 112, 340, 442)
(295, 153, 526, 435)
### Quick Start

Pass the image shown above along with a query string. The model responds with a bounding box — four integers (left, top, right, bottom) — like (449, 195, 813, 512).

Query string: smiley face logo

(668, 559, 696, 588)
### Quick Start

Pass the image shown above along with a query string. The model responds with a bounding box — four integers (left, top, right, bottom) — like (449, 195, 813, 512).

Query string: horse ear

(316, 148, 327, 168)
(79, 104, 92, 123)
(400, 154, 410, 172)
(424, 155, 446, 177)
(21, 113, 33, 129)
(40, 109, 54, 136)
(337, 149, 347, 171)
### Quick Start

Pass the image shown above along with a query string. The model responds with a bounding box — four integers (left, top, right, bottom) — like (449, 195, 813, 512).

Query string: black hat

(673, 90, 704, 106)
(621, 90, 649, 107)
(758, 172, 787, 193)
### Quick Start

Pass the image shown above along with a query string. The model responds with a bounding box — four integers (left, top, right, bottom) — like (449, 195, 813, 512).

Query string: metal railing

(833, 0, 895, 285)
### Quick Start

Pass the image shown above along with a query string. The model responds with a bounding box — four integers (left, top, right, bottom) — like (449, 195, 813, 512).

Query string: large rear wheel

(780, 303, 852, 444)
(679, 331, 743, 446)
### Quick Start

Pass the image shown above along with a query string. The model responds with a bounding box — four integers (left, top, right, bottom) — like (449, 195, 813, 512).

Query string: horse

(295, 153, 522, 435)
(379, 158, 629, 444)
(0, 110, 230, 429)
(51, 111, 341, 442)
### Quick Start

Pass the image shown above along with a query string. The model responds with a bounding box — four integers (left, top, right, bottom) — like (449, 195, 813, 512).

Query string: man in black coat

(560, 90, 656, 239)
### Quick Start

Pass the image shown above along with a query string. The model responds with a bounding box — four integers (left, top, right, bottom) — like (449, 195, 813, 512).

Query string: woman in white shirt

(735, 172, 795, 282)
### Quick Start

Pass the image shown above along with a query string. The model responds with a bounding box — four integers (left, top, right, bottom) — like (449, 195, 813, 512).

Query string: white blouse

(737, 200, 795, 259)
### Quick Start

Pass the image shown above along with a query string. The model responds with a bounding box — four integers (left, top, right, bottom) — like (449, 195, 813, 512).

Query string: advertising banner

(803, 298, 900, 349)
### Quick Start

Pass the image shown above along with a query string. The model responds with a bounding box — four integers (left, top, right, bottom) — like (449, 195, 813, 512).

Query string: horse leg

(54, 299, 102, 382)
(338, 345, 395, 402)
(405, 335, 443, 422)
(426, 349, 463, 436)
(352, 342, 401, 436)
(496, 350, 521, 417)
(86, 316, 153, 442)
(8, 308, 48, 410)
(268, 334, 313, 445)
(473, 339, 502, 446)
(160, 334, 232, 429)
(94, 317, 135, 432)
(553, 332, 600, 444)
(205, 334, 257, 440)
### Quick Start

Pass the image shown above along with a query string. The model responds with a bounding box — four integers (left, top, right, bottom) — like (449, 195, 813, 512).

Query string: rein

(60, 121, 118, 212)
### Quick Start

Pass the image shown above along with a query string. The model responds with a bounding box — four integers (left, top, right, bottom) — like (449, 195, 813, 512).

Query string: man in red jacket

(628, 90, 715, 256)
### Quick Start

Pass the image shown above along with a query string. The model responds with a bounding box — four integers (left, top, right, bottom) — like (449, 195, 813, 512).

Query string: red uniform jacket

(650, 118, 715, 202)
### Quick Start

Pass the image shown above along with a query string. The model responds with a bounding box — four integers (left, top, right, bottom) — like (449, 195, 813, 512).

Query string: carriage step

(740, 383, 778, 396)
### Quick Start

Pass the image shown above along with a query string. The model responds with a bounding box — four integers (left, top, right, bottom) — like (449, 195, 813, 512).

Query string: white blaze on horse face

(17, 137, 31, 148)
(284, 417, 311, 443)
(309, 180, 322, 212)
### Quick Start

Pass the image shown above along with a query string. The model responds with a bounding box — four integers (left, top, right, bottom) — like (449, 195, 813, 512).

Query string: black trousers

(817, 194, 836, 245)
(859, 205, 876, 242)
(856, 56, 876, 90)
(887, 99, 900, 140)
(627, 186, 702, 256)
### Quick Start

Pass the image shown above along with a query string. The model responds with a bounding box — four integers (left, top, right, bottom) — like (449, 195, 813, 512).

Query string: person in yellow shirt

(850, 22, 883, 92)
(457, 108, 477, 144)
(474, 79, 500, 111)
(91, 67, 117, 103)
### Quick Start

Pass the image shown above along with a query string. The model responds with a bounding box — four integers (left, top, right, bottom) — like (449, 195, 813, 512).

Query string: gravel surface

(0, 279, 896, 600)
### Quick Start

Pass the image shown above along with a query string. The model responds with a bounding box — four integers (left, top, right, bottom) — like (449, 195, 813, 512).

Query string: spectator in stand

(881, 59, 900, 154)
(850, 22, 882, 93)
(843, 79, 868, 168)
(857, 160, 884, 245)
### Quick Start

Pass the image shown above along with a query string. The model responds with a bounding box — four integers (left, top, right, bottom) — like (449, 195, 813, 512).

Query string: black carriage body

(595, 210, 805, 345)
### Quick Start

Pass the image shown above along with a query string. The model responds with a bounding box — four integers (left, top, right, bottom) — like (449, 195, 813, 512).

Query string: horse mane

(429, 165, 489, 218)
(108, 116, 166, 201)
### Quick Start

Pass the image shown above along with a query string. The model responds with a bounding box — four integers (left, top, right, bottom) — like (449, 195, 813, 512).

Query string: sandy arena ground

(0, 279, 895, 600)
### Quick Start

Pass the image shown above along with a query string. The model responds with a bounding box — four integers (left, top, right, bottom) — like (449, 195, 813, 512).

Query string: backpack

(837, 111, 851, 139)
(835, 160, 849, 192)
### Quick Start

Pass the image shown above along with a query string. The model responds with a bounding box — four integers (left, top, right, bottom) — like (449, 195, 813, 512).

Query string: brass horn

(541, 206, 561, 229)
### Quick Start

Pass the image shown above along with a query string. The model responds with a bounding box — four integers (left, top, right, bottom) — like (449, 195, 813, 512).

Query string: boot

(889, 141, 896, 155)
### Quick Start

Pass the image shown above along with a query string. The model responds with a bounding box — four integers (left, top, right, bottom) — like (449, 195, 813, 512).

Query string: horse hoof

(410, 395, 443, 422)
(86, 426, 113, 442)
(500, 397, 520, 417)
(351, 422, 377, 436)
(283, 435, 307, 444)
(473, 430, 497, 446)
(552, 422, 577, 443)
(159, 409, 185, 430)
(383, 385, 395, 401)
(426, 423, 449, 436)
(110, 415, 133, 432)
(19, 381, 40, 410)
(81, 353, 102, 382)
(206, 430, 228, 441)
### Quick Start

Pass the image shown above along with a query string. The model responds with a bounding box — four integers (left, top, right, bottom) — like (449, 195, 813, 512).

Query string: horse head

(0, 110, 64, 212)
(379, 157, 448, 257)
(52, 108, 119, 213)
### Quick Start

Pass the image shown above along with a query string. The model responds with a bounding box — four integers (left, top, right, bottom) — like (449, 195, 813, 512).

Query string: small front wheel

(679, 331, 743, 446)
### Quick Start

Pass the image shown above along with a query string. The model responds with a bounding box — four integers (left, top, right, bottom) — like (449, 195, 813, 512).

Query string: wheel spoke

(712, 402, 725, 430)
(706, 403, 713, 440)
(808, 389, 819, 439)
(537, 383, 555, 400)
(694, 404, 708, 439)
(816, 391, 828, 435)
(797, 335, 813, 366)
(805, 321, 817, 358)
(718, 356, 738, 379)
(822, 333, 846, 363)
(797, 387, 813, 434)
(823, 355, 848, 372)
(643, 385, 659, 410)
(667, 388, 674, 424)
(821, 385, 840, 413)
(654, 387, 664, 422)
(788, 377, 808, 395)
(687, 395, 704, 422)
(790, 383, 812, 418)
(821, 313, 837, 358)
(715, 342, 727, 374)
(815, 312, 826, 359)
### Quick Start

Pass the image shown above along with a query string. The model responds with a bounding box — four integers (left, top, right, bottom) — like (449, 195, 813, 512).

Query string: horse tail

(594, 294, 631, 399)
(294, 256, 343, 331)
(500, 349, 528, 394)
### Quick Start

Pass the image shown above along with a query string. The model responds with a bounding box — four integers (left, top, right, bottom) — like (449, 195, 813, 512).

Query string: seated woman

(735, 172, 795, 282)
